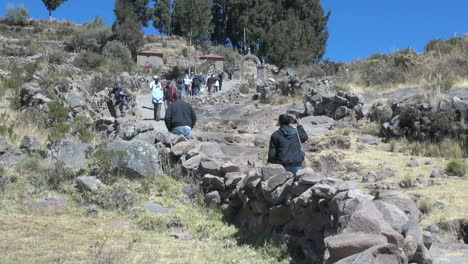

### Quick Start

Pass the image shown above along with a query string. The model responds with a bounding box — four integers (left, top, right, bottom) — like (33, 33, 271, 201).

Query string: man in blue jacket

(268, 113, 309, 175)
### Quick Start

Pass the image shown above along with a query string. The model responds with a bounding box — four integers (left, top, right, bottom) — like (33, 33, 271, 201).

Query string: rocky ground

(2, 20, 468, 264)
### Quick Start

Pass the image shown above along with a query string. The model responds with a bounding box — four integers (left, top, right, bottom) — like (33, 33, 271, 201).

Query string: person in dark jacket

(268, 113, 309, 175)
(164, 92, 197, 139)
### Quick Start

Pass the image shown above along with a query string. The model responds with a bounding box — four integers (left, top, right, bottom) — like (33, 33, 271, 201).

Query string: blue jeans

(285, 166, 302, 176)
(171, 126, 192, 139)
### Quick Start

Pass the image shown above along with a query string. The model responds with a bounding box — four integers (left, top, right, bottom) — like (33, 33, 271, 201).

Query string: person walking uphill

(164, 92, 197, 139)
(111, 80, 131, 118)
(268, 113, 309, 175)
(151, 76, 163, 121)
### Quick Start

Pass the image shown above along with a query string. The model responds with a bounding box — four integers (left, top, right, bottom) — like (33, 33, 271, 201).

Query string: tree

(153, 0, 172, 35)
(116, 17, 144, 58)
(173, 0, 213, 45)
(41, 0, 68, 19)
(215, 0, 329, 67)
(114, 0, 153, 27)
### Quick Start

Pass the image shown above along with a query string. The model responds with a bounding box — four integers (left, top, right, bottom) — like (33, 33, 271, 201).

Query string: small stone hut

(137, 50, 164, 67)
(200, 54, 225, 72)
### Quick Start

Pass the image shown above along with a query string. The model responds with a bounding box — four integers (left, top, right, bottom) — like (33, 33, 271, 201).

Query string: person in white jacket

(150, 76, 163, 121)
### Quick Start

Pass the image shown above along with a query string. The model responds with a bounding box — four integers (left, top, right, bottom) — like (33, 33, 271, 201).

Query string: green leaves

(41, 0, 68, 17)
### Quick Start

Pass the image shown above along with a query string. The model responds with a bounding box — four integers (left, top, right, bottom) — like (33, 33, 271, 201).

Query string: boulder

(263, 178, 294, 205)
(429, 168, 440, 178)
(107, 139, 162, 178)
(182, 154, 202, 171)
(75, 176, 103, 192)
(224, 172, 245, 189)
(221, 162, 240, 174)
(65, 89, 87, 108)
(269, 204, 293, 226)
(205, 191, 221, 205)
(144, 201, 173, 215)
(200, 159, 221, 176)
(324, 233, 388, 264)
(171, 141, 196, 156)
(19, 135, 42, 151)
(261, 164, 286, 181)
(261, 172, 293, 193)
(357, 134, 379, 145)
(335, 244, 408, 264)
(202, 174, 225, 192)
(48, 140, 91, 171)
(312, 183, 337, 199)
(296, 168, 325, 185)
(0, 136, 13, 154)
(374, 200, 409, 233)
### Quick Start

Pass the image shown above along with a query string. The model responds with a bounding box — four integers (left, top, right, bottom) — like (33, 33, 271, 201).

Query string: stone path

(135, 79, 242, 134)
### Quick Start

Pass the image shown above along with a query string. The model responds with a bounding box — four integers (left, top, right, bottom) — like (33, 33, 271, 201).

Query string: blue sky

(2, 0, 467, 62)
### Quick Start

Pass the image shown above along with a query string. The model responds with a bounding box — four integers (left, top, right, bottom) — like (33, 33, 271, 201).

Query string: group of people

(151, 75, 197, 139)
(114, 72, 309, 176)
(176, 73, 224, 96)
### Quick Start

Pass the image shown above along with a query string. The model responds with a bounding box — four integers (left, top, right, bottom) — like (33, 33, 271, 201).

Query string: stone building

(137, 50, 164, 67)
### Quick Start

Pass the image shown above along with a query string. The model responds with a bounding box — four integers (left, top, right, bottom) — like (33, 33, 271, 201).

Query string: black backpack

(165, 84, 173, 101)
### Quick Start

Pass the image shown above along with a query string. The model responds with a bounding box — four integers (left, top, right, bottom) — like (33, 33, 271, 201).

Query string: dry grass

(0, 213, 281, 264)
(0, 108, 48, 146)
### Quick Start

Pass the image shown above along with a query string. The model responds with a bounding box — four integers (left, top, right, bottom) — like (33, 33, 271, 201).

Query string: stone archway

(239, 51, 265, 81)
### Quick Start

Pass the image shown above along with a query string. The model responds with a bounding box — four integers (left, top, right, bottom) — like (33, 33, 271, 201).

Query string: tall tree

(41, 0, 68, 19)
(173, 0, 213, 45)
(116, 17, 145, 58)
(114, 0, 153, 27)
(216, 0, 329, 67)
(153, 0, 172, 35)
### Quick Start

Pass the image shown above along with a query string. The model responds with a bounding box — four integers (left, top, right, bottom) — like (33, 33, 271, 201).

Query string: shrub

(401, 172, 415, 188)
(446, 159, 466, 176)
(74, 52, 106, 70)
(0, 166, 15, 192)
(69, 17, 112, 52)
(48, 51, 65, 64)
(48, 101, 69, 124)
(90, 74, 113, 94)
(181, 47, 188, 57)
(102, 40, 132, 61)
(87, 180, 139, 212)
(87, 145, 129, 184)
(116, 17, 144, 58)
(2, 5, 29, 26)
(418, 198, 433, 214)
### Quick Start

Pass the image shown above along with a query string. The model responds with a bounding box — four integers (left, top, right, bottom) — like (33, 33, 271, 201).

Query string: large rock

(107, 139, 162, 178)
(324, 233, 388, 264)
(261, 164, 286, 181)
(357, 134, 380, 145)
(75, 176, 103, 192)
(335, 244, 408, 264)
(261, 172, 293, 193)
(20, 135, 42, 151)
(144, 201, 173, 215)
(202, 174, 225, 191)
(0, 136, 13, 154)
(48, 140, 91, 171)
(374, 200, 409, 234)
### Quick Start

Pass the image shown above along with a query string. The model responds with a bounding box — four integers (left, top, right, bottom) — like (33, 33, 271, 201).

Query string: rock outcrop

(159, 138, 432, 264)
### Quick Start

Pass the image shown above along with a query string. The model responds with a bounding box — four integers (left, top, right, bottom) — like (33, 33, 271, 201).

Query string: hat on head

(153, 75, 159, 80)
(115, 80, 122, 85)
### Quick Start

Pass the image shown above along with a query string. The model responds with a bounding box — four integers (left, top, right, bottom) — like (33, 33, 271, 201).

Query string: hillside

(1, 18, 468, 264)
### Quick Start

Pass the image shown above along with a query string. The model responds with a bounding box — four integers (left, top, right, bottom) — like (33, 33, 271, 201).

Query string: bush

(48, 51, 65, 65)
(87, 145, 129, 184)
(90, 74, 113, 94)
(2, 5, 29, 26)
(401, 172, 415, 188)
(102, 40, 132, 61)
(446, 159, 467, 176)
(418, 198, 433, 214)
(74, 52, 106, 70)
(48, 101, 69, 124)
(116, 17, 144, 58)
(85, 180, 139, 212)
(69, 17, 112, 52)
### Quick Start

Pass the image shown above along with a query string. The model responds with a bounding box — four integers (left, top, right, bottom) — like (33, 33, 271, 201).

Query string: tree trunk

(49, 10, 52, 20)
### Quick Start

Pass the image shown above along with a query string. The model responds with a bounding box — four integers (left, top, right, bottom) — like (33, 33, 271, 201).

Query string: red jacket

(164, 83, 177, 102)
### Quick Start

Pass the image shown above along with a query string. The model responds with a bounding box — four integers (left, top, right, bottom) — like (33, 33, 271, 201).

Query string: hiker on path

(218, 73, 224, 91)
(268, 113, 309, 175)
(144, 61, 151, 73)
(150, 76, 163, 121)
(164, 80, 177, 110)
(213, 75, 220, 93)
(184, 74, 191, 96)
(111, 80, 131, 118)
(176, 77, 184, 95)
(164, 92, 197, 139)
(227, 67, 233, 80)
(192, 74, 202, 96)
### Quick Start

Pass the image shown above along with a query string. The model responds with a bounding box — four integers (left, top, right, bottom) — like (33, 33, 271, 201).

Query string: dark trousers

(228, 74, 232, 80)
(153, 103, 162, 121)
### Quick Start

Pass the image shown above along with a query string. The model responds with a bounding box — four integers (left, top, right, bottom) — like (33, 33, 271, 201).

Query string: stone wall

(157, 132, 433, 264)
